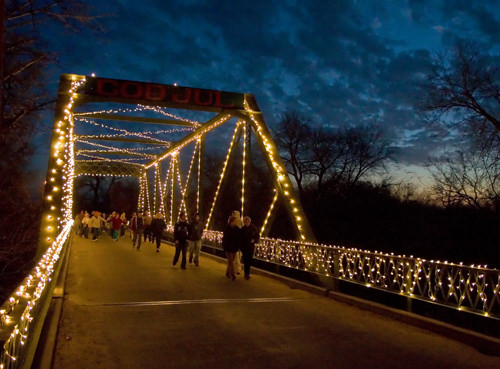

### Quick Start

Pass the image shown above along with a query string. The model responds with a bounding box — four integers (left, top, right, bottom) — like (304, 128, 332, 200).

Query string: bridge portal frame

(40, 74, 316, 257)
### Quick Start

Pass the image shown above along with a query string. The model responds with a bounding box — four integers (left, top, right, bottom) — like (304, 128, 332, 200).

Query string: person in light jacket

(223, 215, 242, 281)
(229, 210, 243, 274)
(89, 211, 105, 241)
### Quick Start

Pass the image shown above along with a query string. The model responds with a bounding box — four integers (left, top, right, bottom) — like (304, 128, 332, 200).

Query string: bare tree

(334, 124, 397, 187)
(428, 150, 500, 208)
(273, 111, 312, 198)
(0, 0, 99, 300)
(75, 176, 123, 211)
(421, 42, 500, 132)
(390, 181, 417, 203)
(421, 42, 500, 209)
(3, 1, 96, 133)
(274, 111, 396, 194)
(308, 128, 343, 190)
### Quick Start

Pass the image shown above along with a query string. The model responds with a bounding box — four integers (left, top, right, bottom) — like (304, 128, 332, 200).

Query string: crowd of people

(74, 209, 260, 280)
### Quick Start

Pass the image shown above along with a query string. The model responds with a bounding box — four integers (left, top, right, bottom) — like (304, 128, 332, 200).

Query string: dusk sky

(35, 0, 500, 188)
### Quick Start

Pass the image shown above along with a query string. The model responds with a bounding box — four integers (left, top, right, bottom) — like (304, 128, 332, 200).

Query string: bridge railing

(0, 221, 73, 369)
(1, 225, 498, 369)
(201, 230, 500, 320)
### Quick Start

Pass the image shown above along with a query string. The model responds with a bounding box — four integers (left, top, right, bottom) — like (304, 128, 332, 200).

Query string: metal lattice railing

(202, 230, 500, 319)
(0, 221, 73, 369)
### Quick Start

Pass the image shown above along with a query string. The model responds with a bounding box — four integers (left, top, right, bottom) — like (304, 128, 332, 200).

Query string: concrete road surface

(44, 234, 500, 369)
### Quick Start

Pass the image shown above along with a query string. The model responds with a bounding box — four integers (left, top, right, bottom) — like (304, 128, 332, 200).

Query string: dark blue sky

(36, 0, 500, 187)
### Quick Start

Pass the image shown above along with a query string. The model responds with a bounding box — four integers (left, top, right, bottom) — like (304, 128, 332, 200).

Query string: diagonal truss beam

(74, 112, 196, 126)
(75, 160, 143, 177)
(76, 149, 156, 158)
(145, 112, 232, 169)
(75, 135, 170, 146)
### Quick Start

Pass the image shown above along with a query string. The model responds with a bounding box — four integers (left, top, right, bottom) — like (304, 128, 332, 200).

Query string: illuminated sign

(82, 77, 245, 110)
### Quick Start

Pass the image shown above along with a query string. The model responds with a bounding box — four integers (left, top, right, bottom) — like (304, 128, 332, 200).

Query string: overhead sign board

(78, 76, 246, 110)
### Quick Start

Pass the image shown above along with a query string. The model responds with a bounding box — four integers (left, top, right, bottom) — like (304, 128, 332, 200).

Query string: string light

(242, 98, 312, 242)
(176, 141, 199, 219)
(145, 114, 231, 169)
(241, 121, 247, 217)
(260, 190, 278, 236)
(1, 221, 73, 366)
(204, 121, 241, 229)
(196, 138, 202, 213)
(5, 74, 500, 369)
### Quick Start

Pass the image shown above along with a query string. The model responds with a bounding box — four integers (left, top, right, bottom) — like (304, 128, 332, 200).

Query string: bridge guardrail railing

(0, 221, 73, 369)
(200, 230, 500, 320)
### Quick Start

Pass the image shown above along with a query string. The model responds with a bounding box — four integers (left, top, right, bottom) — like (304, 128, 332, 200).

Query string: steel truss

(39, 74, 316, 257)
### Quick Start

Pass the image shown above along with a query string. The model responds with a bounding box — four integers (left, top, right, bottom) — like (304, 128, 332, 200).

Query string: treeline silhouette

(302, 180, 500, 268)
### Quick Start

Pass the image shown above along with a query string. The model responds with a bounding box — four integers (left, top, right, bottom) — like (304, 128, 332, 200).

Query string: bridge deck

(41, 233, 499, 369)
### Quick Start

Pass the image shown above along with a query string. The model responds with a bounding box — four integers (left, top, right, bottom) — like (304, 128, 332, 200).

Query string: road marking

(87, 297, 302, 306)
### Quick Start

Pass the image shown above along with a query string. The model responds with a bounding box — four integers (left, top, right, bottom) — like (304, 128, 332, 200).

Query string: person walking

(107, 211, 116, 237)
(130, 211, 145, 250)
(81, 212, 90, 239)
(74, 211, 83, 236)
(188, 212, 203, 266)
(173, 212, 190, 269)
(89, 211, 105, 242)
(229, 210, 243, 275)
(119, 212, 128, 238)
(223, 215, 241, 281)
(241, 216, 260, 280)
(144, 211, 153, 243)
(110, 212, 123, 241)
(150, 213, 166, 252)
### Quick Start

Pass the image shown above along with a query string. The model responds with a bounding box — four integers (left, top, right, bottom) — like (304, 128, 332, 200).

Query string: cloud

(35, 0, 500, 184)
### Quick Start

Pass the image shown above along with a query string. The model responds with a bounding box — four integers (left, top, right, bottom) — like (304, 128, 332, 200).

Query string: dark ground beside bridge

(34, 233, 500, 369)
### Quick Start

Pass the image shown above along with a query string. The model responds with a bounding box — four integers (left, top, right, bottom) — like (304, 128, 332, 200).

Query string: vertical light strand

(138, 171, 145, 210)
(241, 121, 247, 217)
(196, 138, 201, 214)
(169, 155, 176, 225)
(145, 170, 152, 213)
(156, 163, 163, 214)
(205, 122, 241, 230)
(153, 163, 159, 214)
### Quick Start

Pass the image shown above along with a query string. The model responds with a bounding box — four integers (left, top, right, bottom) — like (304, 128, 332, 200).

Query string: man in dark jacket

(130, 211, 145, 250)
(150, 213, 166, 252)
(173, 212, 190, 269)
(188, 213, 203, 266)
(241, 216, 260, 280)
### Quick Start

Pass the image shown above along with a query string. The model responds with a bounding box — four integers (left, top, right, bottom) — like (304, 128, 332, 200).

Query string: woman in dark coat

(223, 215, 241, 281)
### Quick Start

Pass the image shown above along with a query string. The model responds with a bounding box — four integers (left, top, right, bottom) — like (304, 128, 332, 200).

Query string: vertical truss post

(198, 136, 205, 217)
(244, 120, 252, 218)
(241, 122, 247, 217)
(38, 75, 84, 259)
(154, 162, 162, 215)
